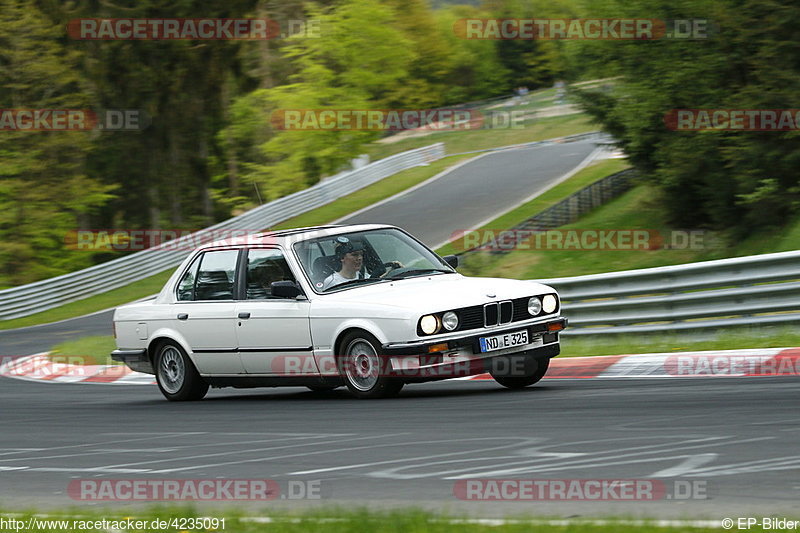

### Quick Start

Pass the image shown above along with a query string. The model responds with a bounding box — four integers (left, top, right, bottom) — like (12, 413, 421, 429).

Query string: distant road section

(339, 138, 601, 248)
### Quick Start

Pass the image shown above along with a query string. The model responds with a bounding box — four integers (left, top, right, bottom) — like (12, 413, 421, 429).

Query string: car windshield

(293, 228, 454, 293)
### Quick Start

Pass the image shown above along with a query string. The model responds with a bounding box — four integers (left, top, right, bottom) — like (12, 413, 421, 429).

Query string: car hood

(317, 274, 555, 314)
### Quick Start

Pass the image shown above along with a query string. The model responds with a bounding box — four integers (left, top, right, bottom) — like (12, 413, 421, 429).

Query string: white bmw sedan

(112, 224, 566, 400)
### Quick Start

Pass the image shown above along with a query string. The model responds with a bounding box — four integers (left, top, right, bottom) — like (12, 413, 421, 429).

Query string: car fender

(329, 318, 389, 355)
(146, 327, 195, 365)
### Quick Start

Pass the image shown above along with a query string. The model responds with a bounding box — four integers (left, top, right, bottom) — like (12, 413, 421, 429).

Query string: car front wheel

(491, 356, 550, 389)
(338, 331, 403, 399)
(154, 341, 209, 401)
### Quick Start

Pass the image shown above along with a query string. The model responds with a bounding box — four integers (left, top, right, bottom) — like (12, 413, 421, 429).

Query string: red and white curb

(1, 347, 798, 385)
(465, 347, 800, 380)
(0, 354, 154, 385)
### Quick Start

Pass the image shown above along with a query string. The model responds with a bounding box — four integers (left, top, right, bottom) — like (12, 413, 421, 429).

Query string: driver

(321, 240, 368, 291)
(321, 239, 404, 290)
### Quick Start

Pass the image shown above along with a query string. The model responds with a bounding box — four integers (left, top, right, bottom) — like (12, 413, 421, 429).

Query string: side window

(176, 255, 202, 301)
(246, 249, 296, 299)
(193, 250, 239, 301)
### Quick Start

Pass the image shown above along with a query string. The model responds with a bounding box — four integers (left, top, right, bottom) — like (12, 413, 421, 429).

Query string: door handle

(177, 313, 188, 320)
(238, 312, 251, 319)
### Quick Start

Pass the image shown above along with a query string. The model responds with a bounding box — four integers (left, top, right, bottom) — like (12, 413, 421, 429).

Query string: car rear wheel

(491, 356, 550, 389)
(154, 341, 208, 401)
(338, 331, 403, 399)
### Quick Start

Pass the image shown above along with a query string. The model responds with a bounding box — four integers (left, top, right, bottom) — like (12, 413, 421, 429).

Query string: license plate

(479, 329, 532, 353)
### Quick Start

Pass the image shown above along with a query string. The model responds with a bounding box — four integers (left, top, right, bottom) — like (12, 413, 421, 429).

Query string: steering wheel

(381, 261, 404, 276)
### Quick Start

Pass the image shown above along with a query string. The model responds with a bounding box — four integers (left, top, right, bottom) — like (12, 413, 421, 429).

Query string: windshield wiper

(323, 278, 385, 291)
(386, 268, 455, 280)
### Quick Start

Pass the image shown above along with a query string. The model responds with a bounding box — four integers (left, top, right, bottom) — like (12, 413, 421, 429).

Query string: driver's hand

(386, 261, 403, 269)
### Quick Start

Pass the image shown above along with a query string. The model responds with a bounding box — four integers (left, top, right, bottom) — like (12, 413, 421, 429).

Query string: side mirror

(271, 280, 303, 299)
(442, 255, 459, 269)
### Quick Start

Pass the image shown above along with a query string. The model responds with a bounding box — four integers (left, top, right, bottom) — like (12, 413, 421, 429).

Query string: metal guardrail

(538, 250, 800, 336)
(456, 166, 633, 260)
(0, 143, 445, 320)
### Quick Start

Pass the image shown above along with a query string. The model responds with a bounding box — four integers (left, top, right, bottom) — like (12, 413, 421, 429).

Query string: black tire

(337, 331, 403, 399)
(154, 341, 209, 401)
(491, 356, 550, 389)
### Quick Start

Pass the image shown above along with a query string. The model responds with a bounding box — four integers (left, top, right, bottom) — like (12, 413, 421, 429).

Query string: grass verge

(366, 113, 595, 160)
(49, 335, 118, 365)
(0, 507, 766, 533)
(460, 183, 800, 280)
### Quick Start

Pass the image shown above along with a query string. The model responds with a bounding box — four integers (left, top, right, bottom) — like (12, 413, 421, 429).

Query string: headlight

(442, 311, 459, 331)
(527, 297, 542, 316)
(420, 314, 440, 335)
(542, 294, 558, 314)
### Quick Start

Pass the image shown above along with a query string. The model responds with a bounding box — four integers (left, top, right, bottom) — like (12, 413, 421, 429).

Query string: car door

(172, 248, 244, 375)
(235, 248, 314, 375)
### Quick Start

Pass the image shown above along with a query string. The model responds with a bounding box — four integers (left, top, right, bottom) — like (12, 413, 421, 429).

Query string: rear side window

(176, 255, 201, 301)
(177, 250, 239, 301)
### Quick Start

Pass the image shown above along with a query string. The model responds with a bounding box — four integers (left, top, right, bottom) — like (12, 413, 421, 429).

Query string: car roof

(197, 223, 398, 250)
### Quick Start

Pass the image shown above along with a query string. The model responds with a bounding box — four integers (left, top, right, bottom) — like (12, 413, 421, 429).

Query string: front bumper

(379, 316, 566, 381)
(111, 348, 154, 374)
(382, 316, 567, 354)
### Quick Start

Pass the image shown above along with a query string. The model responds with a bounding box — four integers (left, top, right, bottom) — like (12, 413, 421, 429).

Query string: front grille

(484, 303, 499, 326)
(459, 307, 484, 330)
(500, 301, 513, 323)
(453, 295, 554, 332)
(512, 296, 531, 321)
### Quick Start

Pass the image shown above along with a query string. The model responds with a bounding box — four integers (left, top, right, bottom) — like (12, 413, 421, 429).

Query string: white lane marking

(366, 452, 591, 480)
(0, 434, 342, 469)
(0, 431, 206, 462)
(288, 437, 545, 475)
(0, 449, 45, 456)
(679, 455, 800, 477)
(100, 433, 410, 473)
(649, 453, 719, 477)
(145, 434, 536, 474)
(441, 436, 773, 479)
(25, 467, 153, 473)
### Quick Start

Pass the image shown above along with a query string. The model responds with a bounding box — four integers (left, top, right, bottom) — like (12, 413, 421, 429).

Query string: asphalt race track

(0, 138, 601, 357)
(0, 375, 797, 517)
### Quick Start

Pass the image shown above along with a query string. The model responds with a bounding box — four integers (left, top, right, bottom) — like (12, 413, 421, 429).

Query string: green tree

(572, 0, 800, 235)
(0, 0, 114, 285)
